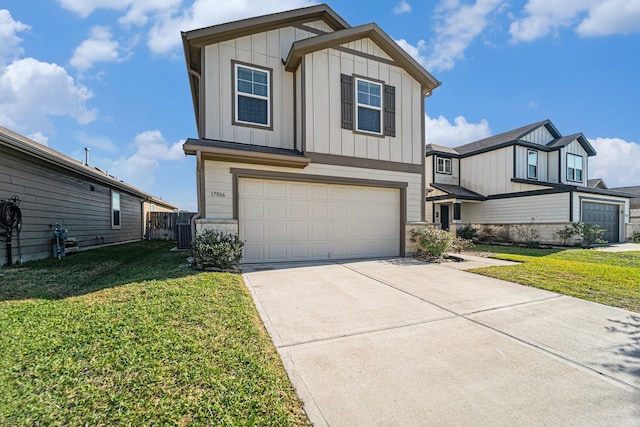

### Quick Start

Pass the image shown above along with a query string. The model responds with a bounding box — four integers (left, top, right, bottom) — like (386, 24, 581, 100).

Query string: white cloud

(107, 130, 185, 186)
(589, 137, 640, 187)
(576, 0, 640, 36)
(0, 9, 30, 65)
(425, 114, 491, 147)
(27, 132, 49, 146)
(392, 1, 412, 15)
(400, 0, 504, 72)
(56, 0, 132, 18)
(0, 58, 96, 134)
(74, 130, 118, 152)
(510, 0, 640, 43)
(70, 26, 125, 71)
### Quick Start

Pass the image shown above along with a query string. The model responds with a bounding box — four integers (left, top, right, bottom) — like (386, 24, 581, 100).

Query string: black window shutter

(341, 74, 353, 130)
(384, 84, 396, 137)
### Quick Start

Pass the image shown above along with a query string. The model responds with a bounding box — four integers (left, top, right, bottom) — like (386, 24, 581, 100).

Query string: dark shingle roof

(184, 138, 307, 158)
(453, 120, 556, 155)
(425, 144, 458, 155)
(430, 183, 485, 200)
(546, 133, 596, 156)
(610, 186, 640, 208)
(587, 178, 608, 189)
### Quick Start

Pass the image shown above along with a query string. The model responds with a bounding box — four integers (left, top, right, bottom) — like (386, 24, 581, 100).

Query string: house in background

(425, 120, 633, 243)
(608, 185, 640, 235)
(181, 4, 440, 262)
(0, 126, 177, 266)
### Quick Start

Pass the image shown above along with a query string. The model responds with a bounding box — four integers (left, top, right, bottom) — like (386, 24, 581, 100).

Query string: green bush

(582, 223, 607, 247)
(410, 225, 473, 258)
(457, 224, 479, 241)
(557, 223, 582, 246)
(191, 230, 244, 269)
(515, 218, 540, 248)
(634, 232, 640, 243)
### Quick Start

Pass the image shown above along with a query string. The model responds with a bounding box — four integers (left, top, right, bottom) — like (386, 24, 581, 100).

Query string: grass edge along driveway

(469, 244, 640, 313)
(0, 241, 309, 426)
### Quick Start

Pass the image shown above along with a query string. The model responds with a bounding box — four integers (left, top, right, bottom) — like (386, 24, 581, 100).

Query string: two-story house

(181, 4, 440, 262)
(425, 120, 632, 243)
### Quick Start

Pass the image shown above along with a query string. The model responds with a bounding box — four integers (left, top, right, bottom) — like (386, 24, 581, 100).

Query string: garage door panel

(239, 178, 400, 263)
(582, 202, 619, 243)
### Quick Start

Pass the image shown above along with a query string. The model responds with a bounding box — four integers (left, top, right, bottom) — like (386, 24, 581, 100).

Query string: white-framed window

(355, 77, 383, 134)
(436, 157, 452, 174)
(567, 153, 583, 182)
(234, 63, 271, 128)
(527, 150, 538, 179)
(111, 191, 121, 229)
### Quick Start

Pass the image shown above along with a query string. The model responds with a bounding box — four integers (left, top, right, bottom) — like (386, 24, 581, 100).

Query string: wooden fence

(146, 212, 196, 248)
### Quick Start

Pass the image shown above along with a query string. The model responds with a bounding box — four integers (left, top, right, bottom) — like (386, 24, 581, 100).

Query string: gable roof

(425, 144, 458, 156)
(0, 126, 178, 210)
(587, 178, 608, 189)
(181, 4, 350, 137)
(284, 23, 440, 94)
(436, 120, 597, 157)
(453, 120, 558, 156)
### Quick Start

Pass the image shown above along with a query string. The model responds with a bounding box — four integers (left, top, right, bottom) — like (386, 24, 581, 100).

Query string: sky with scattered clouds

(1, 0, 639, 210)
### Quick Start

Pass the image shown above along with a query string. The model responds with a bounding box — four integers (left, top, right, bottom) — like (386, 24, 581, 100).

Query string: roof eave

(183, 143, 310, 168)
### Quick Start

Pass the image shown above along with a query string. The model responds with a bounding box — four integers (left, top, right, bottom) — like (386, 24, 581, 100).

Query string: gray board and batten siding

(0, 127, 177, 266)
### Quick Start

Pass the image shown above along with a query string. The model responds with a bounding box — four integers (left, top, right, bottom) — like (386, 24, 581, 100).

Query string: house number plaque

(210, 191, 226, 198)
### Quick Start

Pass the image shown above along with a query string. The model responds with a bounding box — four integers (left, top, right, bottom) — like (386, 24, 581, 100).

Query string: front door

(441, 205, 450, 231)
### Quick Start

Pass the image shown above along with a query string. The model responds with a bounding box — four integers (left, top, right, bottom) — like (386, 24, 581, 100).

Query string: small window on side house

(436, 157, 452, 174)
(111, 191, 121, 229)
(567, 153, 583, 182)
(527, 150, 538, 179)
(234, 63, 271, 128)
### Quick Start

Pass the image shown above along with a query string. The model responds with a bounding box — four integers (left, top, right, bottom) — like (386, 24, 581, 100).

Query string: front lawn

(0, 241, 308, 426)
(469, 244, 640, 313)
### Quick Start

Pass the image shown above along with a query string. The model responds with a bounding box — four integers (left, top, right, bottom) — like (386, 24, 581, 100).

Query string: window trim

(354, 76, 384, 136)
(232, 61, 273, 130)
(111, 190, 121, 230)
(567, 153, 584, 183)
(436, 156, 452, 175)
(527, 149, 538, 180)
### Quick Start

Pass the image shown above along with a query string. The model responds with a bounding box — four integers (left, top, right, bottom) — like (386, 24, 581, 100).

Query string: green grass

(469, 244, 640, 313)
(0, 241, 308, 426)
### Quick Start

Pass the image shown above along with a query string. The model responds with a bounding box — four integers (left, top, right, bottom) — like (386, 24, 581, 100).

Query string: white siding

(203, 160, 424, 222)
(522, 126, 554, 145)
(548, 150, 559, 183)
(302, 19, 336, 34)
(433, 157, 459, 185)
(341, 39, 393, 60)
(461, 193, 571, 224)
(514, 146, 548, 182)
(302, 46, 423, 165)
(203, 26, 318, 147)
(460, 147, 544, 195)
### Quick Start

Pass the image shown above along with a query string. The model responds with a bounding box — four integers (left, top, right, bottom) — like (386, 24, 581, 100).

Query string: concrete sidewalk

(243, 258, 640, 426)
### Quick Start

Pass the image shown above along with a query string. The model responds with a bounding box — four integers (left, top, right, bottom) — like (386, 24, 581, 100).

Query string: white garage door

(239, 178, 400, 263)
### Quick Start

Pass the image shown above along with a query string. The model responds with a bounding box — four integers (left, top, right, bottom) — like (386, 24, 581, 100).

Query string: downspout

(141, 197, 151, 240)
(191, 149, 204, 239)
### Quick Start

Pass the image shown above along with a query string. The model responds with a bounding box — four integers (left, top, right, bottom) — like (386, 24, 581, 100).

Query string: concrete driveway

(242, 258, 640, 426)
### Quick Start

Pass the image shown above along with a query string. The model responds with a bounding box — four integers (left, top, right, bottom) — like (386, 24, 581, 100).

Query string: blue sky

(1, 0, 639, 211)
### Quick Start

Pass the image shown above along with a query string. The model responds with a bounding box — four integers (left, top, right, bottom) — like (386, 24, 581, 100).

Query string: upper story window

(436, 157, 452, 174)
(527, 150, 538, 179)
(111, 191, 121, 229)
(567, 153, 583, 182)
(340, 74, 395, 137)
(234, 62, 271, 128)
(355, 78, 382, 135)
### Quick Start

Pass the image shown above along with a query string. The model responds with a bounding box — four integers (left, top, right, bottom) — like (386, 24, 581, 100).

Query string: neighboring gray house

(425, 120, 633, 243)
(609, 186, 640, 235)
(0, 126, 177, 266)
(181, 4, 440, 262)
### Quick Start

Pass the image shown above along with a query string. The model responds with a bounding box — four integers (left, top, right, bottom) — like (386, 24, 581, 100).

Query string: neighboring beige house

(181, 4, 440, 262)
(0, 126, 177, 266)
(425, 120, 633, 243)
